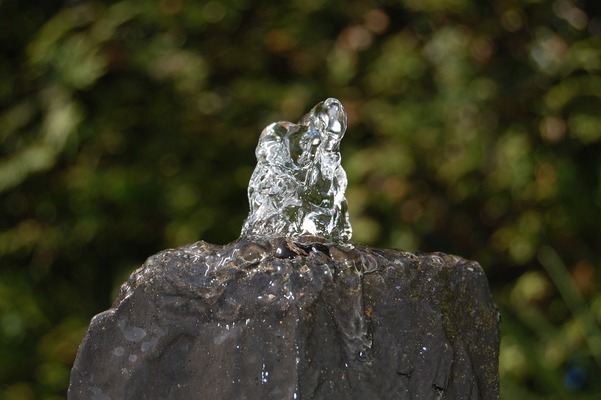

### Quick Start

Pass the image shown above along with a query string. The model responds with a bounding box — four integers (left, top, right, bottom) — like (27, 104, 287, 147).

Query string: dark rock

(68, 237, 500, 400)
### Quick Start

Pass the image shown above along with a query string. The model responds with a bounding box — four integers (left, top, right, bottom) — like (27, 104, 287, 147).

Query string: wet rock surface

(69, 237, 500, 400)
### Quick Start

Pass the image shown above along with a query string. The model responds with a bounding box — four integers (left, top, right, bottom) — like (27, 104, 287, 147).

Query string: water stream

(241, 98, 352, 242)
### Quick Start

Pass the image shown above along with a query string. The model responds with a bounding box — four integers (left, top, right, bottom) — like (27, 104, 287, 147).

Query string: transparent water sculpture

(241, 98, 352, 242)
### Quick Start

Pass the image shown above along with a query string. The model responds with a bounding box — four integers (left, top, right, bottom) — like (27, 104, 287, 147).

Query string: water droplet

(275, 241, 295, 258)
(356, 349, 369, 362)
(261, 363, 269, 384)
(238, 243, 267, 262)
(117, 319, 147, 342)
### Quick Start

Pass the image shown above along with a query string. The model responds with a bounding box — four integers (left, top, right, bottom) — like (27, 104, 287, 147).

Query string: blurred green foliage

(1, 0, 600, 398)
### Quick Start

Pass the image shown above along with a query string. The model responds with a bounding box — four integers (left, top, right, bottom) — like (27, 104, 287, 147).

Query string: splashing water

(241, 98, 352, 242)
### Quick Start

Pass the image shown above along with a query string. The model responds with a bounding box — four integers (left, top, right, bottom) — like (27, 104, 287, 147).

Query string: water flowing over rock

(68, 237, 500, 400)
(69, 99, 500, 399)
(241, 98, 352, 242)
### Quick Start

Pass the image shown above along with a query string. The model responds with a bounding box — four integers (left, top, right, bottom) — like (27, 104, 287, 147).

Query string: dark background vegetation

(1, 0, 600, 398)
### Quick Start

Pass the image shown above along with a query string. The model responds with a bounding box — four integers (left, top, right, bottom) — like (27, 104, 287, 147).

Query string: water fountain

(69, 99, 499, 399)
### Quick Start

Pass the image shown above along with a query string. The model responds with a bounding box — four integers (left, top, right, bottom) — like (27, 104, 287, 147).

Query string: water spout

(241, 98, 352, 242)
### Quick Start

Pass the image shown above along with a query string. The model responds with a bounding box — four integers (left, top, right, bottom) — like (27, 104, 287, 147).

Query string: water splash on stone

(241, 98, 352, 242)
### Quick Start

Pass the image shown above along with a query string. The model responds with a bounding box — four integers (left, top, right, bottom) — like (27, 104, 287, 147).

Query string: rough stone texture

(69, 237, 500, 400)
